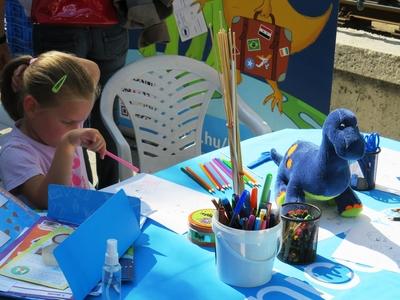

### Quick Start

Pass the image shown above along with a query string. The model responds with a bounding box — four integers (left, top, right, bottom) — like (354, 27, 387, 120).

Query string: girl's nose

(71, 123, 81, 130)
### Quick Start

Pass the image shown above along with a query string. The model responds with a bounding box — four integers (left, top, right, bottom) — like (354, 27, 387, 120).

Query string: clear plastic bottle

(101, 239, 122, 300)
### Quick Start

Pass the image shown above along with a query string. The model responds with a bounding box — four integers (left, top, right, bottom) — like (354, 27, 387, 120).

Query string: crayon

(181, 167, 214, 194)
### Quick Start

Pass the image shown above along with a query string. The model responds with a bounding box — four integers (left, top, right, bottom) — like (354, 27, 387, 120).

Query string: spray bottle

(102, 239, 122, 300)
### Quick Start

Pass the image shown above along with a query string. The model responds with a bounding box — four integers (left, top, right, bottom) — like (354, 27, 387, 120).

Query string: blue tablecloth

(122, 129, 400, 299)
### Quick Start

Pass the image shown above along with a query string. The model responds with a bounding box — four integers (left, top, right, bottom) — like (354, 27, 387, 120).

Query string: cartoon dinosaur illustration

(271, 108, 366, 217)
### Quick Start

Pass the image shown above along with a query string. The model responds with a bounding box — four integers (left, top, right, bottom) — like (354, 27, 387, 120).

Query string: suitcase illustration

(231, 15, 292, 82)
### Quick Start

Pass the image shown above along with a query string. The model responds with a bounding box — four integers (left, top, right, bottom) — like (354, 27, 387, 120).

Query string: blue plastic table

(121, 129, 400, 299)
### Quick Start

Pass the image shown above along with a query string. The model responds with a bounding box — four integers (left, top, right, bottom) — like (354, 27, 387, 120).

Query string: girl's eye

(339, 123, 346, 130)
(62, 121, 76, 126)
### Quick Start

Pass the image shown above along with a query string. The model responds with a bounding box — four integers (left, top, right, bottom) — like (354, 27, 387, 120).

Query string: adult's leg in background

(88, 25, 129, 189)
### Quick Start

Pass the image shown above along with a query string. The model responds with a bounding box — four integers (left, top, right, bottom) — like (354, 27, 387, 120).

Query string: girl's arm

(19, 128, 106, 209)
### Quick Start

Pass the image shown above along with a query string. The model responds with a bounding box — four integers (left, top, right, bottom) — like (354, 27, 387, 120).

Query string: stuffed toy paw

(271, 108, 366, 217)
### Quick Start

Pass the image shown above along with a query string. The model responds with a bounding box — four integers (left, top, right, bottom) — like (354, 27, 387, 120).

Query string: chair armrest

(237, 96, 272, 135)
(100, 89, 134, 181)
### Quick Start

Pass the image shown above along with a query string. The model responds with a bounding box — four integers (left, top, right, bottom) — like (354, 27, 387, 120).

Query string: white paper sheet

(103, 174, 215, 234)
(0, 194, 8, 207)
(332, 209, 400, 273)
(0, 231, 10, 248)
(375, 147, 400, 196)
(317, 205, 376, 241)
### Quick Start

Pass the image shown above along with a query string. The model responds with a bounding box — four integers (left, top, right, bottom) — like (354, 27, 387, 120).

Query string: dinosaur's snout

(336, 132, 365, 160)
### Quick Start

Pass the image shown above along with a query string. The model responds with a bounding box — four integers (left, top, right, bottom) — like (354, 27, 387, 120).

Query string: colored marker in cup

(104, 150, 140, 173)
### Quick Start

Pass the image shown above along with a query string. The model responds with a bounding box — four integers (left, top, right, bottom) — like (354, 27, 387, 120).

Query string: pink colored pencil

(212, 158, 232, 179)
(209, 161, 231, 188)
(205, 161, 227, 189)
(105, 150, 140, 173)
(202, 163, 223, 190)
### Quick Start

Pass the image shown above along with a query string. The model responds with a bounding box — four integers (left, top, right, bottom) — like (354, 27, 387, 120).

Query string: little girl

(0, 51, 106, 209)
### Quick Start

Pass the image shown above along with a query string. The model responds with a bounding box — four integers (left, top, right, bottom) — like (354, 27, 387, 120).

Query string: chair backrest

(0, 103, 14, 130)
(101, 55, 271, 180)
(0, 103, 14, 148)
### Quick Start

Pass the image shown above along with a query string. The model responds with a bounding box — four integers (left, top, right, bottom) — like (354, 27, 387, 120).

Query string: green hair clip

(52, 74, 67, 93)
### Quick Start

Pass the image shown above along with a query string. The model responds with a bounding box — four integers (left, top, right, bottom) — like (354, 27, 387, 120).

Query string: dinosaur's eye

(339, 123, 346, 130)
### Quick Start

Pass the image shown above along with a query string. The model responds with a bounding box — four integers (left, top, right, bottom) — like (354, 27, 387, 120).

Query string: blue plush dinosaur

(271, 108, 365, 217)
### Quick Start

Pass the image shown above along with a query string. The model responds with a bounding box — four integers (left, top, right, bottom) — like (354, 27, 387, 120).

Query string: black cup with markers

(278, 202, 321, 264)
(350, 147, 380, 191)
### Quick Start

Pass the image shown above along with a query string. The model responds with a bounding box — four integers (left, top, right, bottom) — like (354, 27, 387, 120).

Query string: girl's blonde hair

(1, 51, 98, 121)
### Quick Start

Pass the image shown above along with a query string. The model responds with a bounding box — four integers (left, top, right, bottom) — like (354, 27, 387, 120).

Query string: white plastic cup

(212, 214, 282, 287)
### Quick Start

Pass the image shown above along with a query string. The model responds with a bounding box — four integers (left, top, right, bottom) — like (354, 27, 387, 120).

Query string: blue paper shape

(48, 184, 140, 226)
(54, 189, 141, 300)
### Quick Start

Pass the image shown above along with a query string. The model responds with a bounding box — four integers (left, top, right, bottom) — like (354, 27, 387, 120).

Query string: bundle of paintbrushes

(216, 25, 245, 195)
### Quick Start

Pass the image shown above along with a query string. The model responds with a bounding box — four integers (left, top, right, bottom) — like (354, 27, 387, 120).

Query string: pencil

(243, 169, 259, 186)
(205, 161, 228, 189)
(221, 158, 259, 185)
(212, 158, 232, 179)
(209, 161, 231, 188)
(105, 150, 140, 173)
(182, 166, 215, 194)
(203, 162, 225, 190)
(200, 163, 222, 190)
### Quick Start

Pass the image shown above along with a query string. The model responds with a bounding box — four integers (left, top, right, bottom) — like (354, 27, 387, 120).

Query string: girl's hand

(63, 128, 107, 158)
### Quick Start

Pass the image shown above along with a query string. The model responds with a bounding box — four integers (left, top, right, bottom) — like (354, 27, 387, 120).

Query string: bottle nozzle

(105, 238, 119, 265)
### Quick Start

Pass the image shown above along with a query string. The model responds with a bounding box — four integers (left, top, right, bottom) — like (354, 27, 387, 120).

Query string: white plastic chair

(100, 55, 271, 180)
(0, 103, 14, 147)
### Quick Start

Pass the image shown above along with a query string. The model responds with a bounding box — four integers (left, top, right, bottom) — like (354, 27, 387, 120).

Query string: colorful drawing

(0, 220, 73, 289)
(124, 0, 337, 151)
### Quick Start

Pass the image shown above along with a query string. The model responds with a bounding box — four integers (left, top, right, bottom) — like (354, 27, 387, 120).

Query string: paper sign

(173, 0, 208, 42)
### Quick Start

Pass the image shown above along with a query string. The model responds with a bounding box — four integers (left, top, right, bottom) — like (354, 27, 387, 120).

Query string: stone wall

(330, 28, 400, 140)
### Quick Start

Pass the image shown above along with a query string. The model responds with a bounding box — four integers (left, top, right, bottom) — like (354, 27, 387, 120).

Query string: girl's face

(24, 96, 95, 147)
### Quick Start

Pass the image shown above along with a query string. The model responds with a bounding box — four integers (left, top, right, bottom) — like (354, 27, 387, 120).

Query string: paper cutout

(48, 185, 113, 225)
(48, 185, 141, 227)
(54, 190, 140, 300)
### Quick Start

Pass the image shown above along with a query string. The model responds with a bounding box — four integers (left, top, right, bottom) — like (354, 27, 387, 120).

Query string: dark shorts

(32, 24, 128, 86)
